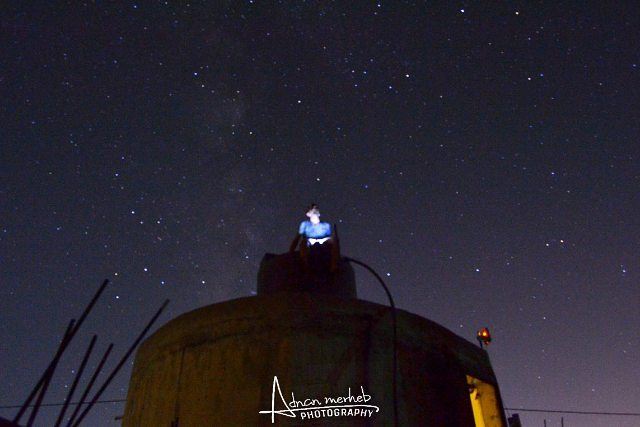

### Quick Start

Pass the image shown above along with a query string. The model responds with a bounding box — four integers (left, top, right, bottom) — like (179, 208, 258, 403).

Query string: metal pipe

(14, 279, 109, 424)
(343, 257, 398, 427)
(54, 335, 97, 427)
(71, 299, 170, 427)
(66, 343, 113, 427)
(25, 319, 75, 427)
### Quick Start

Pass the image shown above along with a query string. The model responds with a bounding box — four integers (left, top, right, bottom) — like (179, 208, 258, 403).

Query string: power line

(505, 407, 640, 417)
(0, 399, 125, 410)
(2, 400, 639, 418)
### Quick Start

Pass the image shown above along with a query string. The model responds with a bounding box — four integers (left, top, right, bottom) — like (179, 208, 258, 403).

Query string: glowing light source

(477, 327, 492, 348)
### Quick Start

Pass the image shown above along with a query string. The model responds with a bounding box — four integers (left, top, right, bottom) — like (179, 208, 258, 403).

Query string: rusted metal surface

(123, 292, 505, 426)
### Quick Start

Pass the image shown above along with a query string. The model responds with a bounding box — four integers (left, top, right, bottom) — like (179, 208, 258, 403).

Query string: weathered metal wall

(123, 292, 504, 426)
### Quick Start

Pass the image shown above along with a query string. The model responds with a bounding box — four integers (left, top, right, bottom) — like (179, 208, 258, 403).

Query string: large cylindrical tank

(123, 253, 506, 426)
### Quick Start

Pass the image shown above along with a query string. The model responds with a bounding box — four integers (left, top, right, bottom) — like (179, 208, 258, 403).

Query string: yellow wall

(467, 375, 504, 427)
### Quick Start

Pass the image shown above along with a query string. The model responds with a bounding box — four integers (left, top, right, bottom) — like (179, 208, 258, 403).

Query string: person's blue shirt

(298, 221, 331, 239)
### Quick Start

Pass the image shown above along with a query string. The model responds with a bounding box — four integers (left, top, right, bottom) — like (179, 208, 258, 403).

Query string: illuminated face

(306, 207, 320, 224)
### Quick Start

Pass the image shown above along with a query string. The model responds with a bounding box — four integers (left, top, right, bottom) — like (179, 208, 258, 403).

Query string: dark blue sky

(1, 2, 639, 426)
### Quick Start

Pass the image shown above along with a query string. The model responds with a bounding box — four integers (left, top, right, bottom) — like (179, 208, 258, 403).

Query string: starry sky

(1, 2, 639, 426)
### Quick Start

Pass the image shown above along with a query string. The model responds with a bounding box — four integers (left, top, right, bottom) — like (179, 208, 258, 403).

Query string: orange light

(476, 327, 492, 347)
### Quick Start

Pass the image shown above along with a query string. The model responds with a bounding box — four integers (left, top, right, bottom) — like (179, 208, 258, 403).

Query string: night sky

(1, 2, 639, 426)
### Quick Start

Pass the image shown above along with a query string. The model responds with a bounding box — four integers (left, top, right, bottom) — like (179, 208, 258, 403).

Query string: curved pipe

(343, 256, 398, 427)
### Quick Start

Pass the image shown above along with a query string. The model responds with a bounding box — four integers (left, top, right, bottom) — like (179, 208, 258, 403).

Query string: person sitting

(290, 204, 338, 271)
(290, 204, 331, 251)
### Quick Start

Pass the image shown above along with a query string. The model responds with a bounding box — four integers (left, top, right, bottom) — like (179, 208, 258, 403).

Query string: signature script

(259, 376, 380, 423)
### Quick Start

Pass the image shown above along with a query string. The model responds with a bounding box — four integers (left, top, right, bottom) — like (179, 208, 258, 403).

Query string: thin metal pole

(71, 299, 170, 427)
(14, 279, 109, 424)
(69, 279, 110, 336)
(54, 335, 97, 427)
(66, 343, 113, 427)
(344, 257, 398, 427)
(25, 319, 75, 427)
